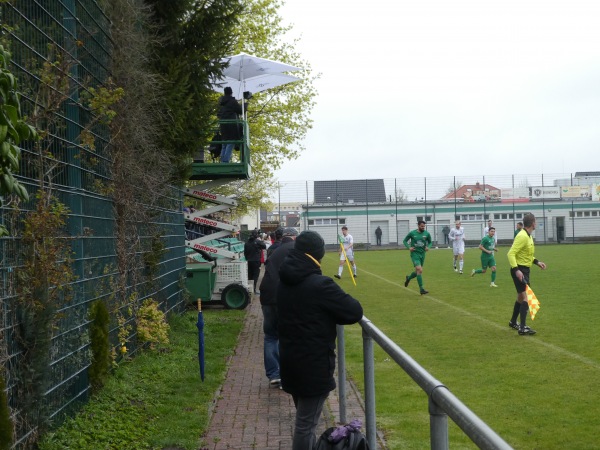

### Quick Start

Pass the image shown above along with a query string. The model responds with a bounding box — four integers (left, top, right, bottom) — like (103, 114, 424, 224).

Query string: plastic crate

(215, 261, 249, 286)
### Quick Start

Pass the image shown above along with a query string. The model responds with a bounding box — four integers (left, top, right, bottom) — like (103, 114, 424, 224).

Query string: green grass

(39, 308, 245, 450)
(321, 244, 600, 450)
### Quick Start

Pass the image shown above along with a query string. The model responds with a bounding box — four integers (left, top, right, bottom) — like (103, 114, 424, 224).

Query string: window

(311, 218, 344, 226)
(584, 211, 590, 217)
(592, 211, 598, 217)
(416, 216, 432, 222)
(494, 214, 500, 220)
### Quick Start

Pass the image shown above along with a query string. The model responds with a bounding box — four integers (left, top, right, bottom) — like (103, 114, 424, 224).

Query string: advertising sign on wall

(592, 184, 600, 202)
(529, 186, 561, 200)
(561, 185, 592, 198)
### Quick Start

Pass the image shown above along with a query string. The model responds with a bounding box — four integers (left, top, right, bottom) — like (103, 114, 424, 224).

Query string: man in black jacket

(258, 228, 298, 388)
(244, 231, 266, 294)
(217, 86, 242, 163)
(278, 231, 363, 450)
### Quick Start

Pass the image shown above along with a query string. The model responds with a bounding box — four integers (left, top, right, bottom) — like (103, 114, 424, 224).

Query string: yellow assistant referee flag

(525, 285, 540, 320)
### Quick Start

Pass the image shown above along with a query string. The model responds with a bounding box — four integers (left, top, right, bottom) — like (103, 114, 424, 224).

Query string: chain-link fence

(0, 2, 185, 446)
(271, 173, 600, 248)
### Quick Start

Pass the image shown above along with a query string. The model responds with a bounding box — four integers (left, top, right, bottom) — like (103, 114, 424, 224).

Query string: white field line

(357, 267, 600, 371)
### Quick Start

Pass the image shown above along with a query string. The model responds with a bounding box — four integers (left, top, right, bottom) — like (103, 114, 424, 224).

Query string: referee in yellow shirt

(507, 213, 547, 335)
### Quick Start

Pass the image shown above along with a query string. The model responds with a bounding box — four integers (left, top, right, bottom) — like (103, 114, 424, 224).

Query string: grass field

(320, 243, 600, 450)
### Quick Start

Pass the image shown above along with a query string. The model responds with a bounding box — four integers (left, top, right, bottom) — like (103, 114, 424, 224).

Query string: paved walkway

(201, 293, 385, 449)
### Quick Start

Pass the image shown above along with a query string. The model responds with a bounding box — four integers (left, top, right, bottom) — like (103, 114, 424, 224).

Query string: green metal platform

(190, 120, 251, 180)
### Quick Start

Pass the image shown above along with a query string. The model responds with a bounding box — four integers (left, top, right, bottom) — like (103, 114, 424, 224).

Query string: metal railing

(337, 319, 513, 450)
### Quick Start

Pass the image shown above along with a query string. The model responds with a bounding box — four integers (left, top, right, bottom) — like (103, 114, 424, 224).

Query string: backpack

(314, 424, 370, 450)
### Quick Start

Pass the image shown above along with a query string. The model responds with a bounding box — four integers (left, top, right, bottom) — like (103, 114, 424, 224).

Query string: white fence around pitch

(268, 173, 600, 247)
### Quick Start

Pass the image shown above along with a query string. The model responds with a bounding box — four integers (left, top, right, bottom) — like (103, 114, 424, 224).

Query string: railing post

(429, 388, 449, 450)
(336, 324, 347, 423)
(362, 326, 377, 450)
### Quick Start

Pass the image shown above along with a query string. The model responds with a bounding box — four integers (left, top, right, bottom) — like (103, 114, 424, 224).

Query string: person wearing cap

(244, 230, 266, 294)
(217, 86, 242, 163)
(277, 231, 363, 450)
(257, 228, 299, 388)
(267, 227, 285, 258)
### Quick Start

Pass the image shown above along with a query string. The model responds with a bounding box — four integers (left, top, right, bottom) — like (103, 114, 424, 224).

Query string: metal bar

(359, 316, 513, 449)
(429, 388, 449, 450)
(362, 321, 377, 450)
(336, 324, 347, 423)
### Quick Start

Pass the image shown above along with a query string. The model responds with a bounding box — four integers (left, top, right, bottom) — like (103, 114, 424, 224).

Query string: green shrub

(89, 300, 111, 392)
(0, 373, 13, 450)
(136, 299, 169, 349)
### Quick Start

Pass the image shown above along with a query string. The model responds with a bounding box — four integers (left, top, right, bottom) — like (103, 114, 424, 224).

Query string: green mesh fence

(0, 1, 186, 446)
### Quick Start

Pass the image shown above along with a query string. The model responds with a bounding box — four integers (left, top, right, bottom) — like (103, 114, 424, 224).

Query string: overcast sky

(273, 0, 600, 182)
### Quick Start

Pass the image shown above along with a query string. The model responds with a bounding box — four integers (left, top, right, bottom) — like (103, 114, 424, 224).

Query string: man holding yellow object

(334, 226, 357, 280)
(507, 213, 547, 335)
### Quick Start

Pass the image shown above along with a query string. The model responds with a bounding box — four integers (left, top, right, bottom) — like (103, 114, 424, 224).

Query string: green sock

(491, 271, 496, 282)
(417, 274, 423, 288)
(475, 269, 483, 274)
(410, 272, 416, 280)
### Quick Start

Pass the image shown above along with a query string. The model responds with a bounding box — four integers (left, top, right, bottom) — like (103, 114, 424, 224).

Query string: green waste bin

(186, 264, 216, 302)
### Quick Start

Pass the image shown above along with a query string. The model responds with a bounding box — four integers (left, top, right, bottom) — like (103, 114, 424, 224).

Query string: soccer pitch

(321, 243, 600, 450)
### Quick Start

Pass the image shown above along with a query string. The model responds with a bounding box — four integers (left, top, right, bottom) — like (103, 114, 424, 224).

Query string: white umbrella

(212, 53, 302, 115)
(214, 73, 301, 100)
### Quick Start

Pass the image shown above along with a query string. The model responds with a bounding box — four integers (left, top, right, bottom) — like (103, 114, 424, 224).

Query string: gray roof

(574, 172, 600, 177)
(314, 179, 387, 204)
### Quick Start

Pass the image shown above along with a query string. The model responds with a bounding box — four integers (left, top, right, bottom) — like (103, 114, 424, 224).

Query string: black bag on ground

(314, 425, 370, 450)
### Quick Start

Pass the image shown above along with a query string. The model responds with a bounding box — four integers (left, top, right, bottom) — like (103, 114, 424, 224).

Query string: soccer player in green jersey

(514, 222, 523, 238)
(403, 220, 432, 295)
(470, 227, 499, 287)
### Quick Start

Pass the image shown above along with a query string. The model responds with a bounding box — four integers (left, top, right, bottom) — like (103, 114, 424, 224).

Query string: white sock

(459, 260, 464, 271)
(352, 264, 357, 275)
(338, 267, 343, 276)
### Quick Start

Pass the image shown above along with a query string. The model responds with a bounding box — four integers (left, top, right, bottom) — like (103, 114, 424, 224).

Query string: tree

(231, 0, 318, 202)
(446, 180, 464, 195)
(144, 0, 245, 183)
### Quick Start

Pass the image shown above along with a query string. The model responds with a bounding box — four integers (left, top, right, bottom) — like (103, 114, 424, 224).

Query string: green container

(185, 264, 216, 302)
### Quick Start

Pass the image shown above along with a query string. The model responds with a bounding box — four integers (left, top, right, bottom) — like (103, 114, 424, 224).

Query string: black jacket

(277, 249, 363, 397)
(217, 94, 243, 140)
(244, 237, 265, 262)
(259, 239, 294, 306)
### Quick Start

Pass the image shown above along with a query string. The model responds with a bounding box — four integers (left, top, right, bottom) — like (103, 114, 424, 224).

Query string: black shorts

(511, 265, 530, 293)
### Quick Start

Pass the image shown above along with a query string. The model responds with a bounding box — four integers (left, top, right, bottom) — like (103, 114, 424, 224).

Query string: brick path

(201, 293, 385, 449)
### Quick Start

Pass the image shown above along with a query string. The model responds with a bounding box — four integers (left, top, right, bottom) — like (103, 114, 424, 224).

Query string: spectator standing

(375, 226, 383, 246)
(244, 231, 266, 294)
(448, 220, 466, 273)
(277, 231, 363, 450)
(442, 225, 451, 246)
(267, 227, 285, 258)
(403, 220, 433, 295)
(217, 86, 242, 163)
(334, 226, 357, 279)
(507, 213, 547, 335)
(257, 228, 299, 389)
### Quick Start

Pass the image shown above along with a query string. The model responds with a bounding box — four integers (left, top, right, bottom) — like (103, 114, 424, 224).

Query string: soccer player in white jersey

(483, 219, 498, 245)
(334, 226, 357, 279)
(448, 220, 466, 273)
